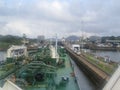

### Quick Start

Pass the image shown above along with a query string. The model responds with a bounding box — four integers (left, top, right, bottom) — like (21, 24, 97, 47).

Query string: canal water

(91, 50, 120, 62)
(0, 51, 6, 61)
(70, 57, 96, 90)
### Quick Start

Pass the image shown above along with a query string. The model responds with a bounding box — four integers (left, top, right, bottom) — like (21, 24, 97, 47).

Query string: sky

(0, 0, 120, 38)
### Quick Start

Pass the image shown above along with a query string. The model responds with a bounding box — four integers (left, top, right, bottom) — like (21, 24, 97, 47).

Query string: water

(76, 49, 120, 90)
(91, 50, 120, 62)
(70, 58, 96, 90)
(0, 51, 6, 61)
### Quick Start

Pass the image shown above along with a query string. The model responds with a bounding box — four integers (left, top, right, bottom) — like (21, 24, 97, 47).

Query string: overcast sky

(0, 0, 120, 38)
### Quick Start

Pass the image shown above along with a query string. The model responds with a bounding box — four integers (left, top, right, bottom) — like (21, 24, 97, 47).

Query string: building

(37, 35, 45, 45)
(106, 40, 120, 47)
(37, 35, 45, 41)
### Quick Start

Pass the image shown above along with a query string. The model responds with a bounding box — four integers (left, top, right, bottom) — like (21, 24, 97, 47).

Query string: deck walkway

(56, 53, 79, 90)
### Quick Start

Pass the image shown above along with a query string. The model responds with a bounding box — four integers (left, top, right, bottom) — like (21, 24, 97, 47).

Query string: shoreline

(0, 49, 7, 51)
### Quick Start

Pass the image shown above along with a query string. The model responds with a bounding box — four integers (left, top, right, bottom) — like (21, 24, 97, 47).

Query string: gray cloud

(0, 0, 120, 38)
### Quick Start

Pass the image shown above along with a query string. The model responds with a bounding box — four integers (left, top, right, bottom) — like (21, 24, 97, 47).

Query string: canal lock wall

(65, 47, 109, 89)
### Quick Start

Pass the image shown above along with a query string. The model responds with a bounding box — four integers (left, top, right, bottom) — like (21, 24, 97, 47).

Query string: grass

(82, 52, 118, 75)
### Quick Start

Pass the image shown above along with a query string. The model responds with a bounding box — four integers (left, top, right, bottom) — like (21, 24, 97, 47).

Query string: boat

(0, 41, 80, 90)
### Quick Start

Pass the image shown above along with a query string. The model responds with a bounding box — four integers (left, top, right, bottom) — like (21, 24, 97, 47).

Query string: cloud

(0, 20, 32, 36)
(0, 0, 120, 38)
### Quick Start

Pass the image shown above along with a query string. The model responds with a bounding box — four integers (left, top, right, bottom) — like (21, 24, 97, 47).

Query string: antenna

(81, 20, 84, 52)
(23, 33, 26, 45)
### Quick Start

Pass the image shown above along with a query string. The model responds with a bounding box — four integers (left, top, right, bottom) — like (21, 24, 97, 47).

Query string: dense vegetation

(66, 35, 120, 43)
(89, 36, 120, 43)
(101, 36, 120, 43)
(0, 35, 22, 50)
(0, 35, 37, 50)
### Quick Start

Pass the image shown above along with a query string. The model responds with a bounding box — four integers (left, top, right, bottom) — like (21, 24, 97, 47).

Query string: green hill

(0, 35, 23, 50)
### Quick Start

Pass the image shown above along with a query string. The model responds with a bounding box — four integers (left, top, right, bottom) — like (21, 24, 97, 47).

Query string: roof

(72, 44, 80, 47)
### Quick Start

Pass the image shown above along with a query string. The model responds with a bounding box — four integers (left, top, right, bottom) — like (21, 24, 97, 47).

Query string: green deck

(0, 46, 80, 90)
(24, 47, 79, 90)
(55, 54, 79, 90)
(24, 62, 79, 90)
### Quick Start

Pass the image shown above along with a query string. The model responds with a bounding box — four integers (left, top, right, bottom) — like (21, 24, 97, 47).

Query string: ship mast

(55, 34, 59, 63)
(81, 20, 84, 52)
(55, 34, 58, 58)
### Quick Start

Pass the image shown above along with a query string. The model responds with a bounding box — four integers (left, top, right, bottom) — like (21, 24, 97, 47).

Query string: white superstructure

(50, 45, 59, 63)
(7, 45, 28, 58)
(51, 45, 56, 59)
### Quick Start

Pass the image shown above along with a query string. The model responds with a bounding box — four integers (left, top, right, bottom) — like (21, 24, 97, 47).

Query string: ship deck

(24, 48, 79, 90)
(55, 54, 79, 90)
(0, 46, 80, 90)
